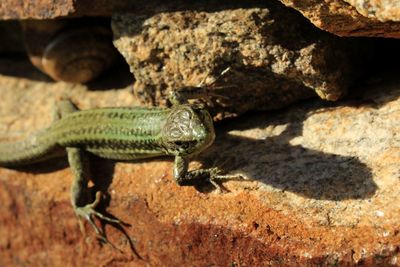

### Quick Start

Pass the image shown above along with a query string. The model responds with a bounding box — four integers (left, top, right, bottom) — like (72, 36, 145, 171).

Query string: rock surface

(0, 0, 210, 19)
(1, 0, 400, 39)
(344, 0, 400, 22)
(113, 4, 365, 120)
(0, 59, 399, 266)
(279, 0, 400, 38)
(0, 0, 74, 19)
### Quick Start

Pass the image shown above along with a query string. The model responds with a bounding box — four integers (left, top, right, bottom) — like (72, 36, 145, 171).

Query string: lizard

(0, 88, 239, 245)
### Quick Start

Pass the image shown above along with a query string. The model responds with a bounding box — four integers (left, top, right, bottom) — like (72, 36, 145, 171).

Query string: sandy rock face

(279, 0, 400, 38)
(344, 0, 400, 22)
(112, 5, 365, 120)
(0, 62, 399, 265)
(0, 0, 399, 38)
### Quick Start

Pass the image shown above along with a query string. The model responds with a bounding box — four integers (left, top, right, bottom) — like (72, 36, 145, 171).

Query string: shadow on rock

(0, 55, 53, 82)
(0, 54, 133, 90)
(198, 98, 380, 200)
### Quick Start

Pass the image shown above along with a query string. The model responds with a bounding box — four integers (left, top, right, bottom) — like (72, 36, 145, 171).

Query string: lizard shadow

(197, 98, 380, 200)
(83, 156, 142, 257)
(11, 156, 70, 173)
(17, 74, 400, 202)
(196, 73, 400, 198)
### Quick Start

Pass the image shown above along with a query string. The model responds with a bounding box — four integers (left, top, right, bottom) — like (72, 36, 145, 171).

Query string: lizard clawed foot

(207, 168, 244, 193)
(202, 91, 230, 108)
(168, 87, 230, 107)
(74, 191, 123, 250)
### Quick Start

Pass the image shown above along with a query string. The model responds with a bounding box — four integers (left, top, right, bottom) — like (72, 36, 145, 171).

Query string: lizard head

(161, 104, 215, 156)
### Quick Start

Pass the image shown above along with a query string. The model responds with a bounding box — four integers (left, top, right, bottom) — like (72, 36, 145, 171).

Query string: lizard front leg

(168, 86, 229, 107)
(173, 155, 238, 192)
(168, 67, 232, 106)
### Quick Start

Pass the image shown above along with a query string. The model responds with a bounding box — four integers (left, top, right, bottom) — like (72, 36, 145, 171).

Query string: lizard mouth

(170, 140, 198, 152)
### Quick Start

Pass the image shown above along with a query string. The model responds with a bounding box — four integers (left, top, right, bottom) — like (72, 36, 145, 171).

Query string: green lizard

(0, 89, 237, 243)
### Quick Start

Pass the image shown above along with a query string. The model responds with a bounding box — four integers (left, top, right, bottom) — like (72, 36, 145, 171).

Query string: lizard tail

(0, 130, 64, 167)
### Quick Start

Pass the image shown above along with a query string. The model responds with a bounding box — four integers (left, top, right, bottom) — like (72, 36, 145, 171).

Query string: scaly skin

(0, 105, 215, 164)
(0, 107, 169, 165)
(0, 98, 236, 248)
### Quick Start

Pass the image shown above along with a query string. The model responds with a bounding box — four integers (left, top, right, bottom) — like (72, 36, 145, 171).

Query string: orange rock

(280, 0, 400, 38)
(0, 62, 399, 266)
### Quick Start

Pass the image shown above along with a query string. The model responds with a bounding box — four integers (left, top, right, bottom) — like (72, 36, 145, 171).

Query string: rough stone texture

(0, 59, 399, 266)
(0, 0, 75, 19)
(0, 0, 292, 19)
(279, 0, 400, 38)
(113, 4, 365, 120)
(344, 0, 400, 22)
(1, 0, 400, 39)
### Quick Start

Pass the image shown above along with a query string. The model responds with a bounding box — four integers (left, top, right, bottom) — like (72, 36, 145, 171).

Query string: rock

(343, 0, 400, 22)
(279, 0, 400, 38)
(112, 4, 365, 120)
(1, 0, 399, 39)
(0, 0, 186, 19)
(0, 59, 399, 266)
(0, 0, 74, 19)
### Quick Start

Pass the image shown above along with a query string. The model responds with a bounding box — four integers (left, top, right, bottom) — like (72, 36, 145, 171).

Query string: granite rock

(0, 60, 399, 266)
(1, 0, 399, 39)
(344, 0, 400, 22)
(279, 0, 400, 38)
(0, 0, 194, 19)
(112, 4, 364, 120)
(0, 0, 74, 19)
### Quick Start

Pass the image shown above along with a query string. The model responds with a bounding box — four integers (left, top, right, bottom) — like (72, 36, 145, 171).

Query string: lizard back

(0, 107, 171, 166)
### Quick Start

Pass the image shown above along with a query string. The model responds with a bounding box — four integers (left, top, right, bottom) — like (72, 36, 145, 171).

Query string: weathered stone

(0, 0, 75, 19)
(113, 4, 364, 120)
(279, 0, 400, 38)
(0, 0, 181, 19)
(0, 0, 288, 19)
(344, 0, 400, 22)
(1, 0, 399, 39)
(0, 58, 399, 266)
